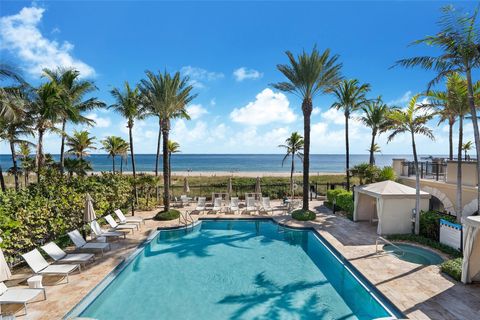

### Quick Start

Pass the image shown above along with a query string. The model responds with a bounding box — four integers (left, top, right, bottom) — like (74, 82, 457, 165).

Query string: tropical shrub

(441, 258, 463, 281)
(351, 163, 396, 184)
(291, 209, 316, 221)
(419, 210, 456, 241)
(154, 209, 180, 221)
(326, 189, 354, 219)
(378, 166, 396, 181)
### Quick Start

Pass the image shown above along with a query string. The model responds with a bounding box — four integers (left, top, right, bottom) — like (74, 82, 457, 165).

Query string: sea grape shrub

(419, 210, 456, 241)
(326, 189, 354, 219)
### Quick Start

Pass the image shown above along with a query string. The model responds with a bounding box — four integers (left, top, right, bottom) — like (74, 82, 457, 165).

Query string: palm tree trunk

(302, 98, 312, 211)
(448, 120, 454, 161)
(9, 140, 19, 191)
(411, 131, 420, 235)
(290, 153, 294, 197)
(168, 152, 172, 189)
(345, 111, 350, 190)
(0, 165, 6, 192)
(155, 119, 162, 203)
(120, 157, 123, 174)
(466, 69, 480, 215)
(128, 124, 138, 206)
(456, 116, 463, 222)
(59, 119, 66, 175)
(369, 130, 376, 165)
(112, 156, 115, 173)
(162, 123, 170, 211)
(36, 129, 44, 182)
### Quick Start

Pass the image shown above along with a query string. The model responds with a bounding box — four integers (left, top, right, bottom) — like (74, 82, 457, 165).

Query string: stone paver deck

(4, 200, 480, 319)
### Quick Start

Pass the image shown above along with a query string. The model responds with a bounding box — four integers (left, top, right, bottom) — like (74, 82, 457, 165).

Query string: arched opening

(429, 195, 445, 213)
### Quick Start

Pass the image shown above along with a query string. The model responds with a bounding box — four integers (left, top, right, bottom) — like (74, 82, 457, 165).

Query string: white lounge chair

(22, 249, 79, 283)
(229, 197, 240, 215)
(195, 197, 207, 214)
(91, 220, 126, 240)
(210, 198, 222, 214)
(68, 230, 110, 256)
(261, 197, 274, 215)
(41, 242, 94, 267)
(245, 197, 257, 215)
(114, 209, 144, 226)
(0, 282, 46, 315)
(105, 215, 138, 234)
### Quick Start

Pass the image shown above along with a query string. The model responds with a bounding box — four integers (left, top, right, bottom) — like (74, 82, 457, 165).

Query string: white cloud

(210, 98, 216, 106)
(0, 6, 95, 78)
(233, 67, 263, 81)
(230, 88, 297, 125)
(171, 119, 208, 142)
(181, 66, 223, 88)
(321, 108, 344, 125)
(186, 104, 208, 120)
(312, 107, 321, 116)
(388, 90, 412, 106)
(86, 113, 111, 128)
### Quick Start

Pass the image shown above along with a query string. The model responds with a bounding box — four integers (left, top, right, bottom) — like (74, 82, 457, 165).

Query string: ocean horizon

(0, 154, 444, 173)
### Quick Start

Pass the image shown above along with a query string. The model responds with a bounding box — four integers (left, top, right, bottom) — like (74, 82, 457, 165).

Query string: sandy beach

(130, 171, 344, 177)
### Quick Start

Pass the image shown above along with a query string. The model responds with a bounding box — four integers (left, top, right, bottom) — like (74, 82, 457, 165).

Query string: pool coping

(64, 218, 405, 319)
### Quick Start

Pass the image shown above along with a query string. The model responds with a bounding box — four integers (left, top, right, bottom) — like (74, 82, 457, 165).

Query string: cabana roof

(355, 180, 430, 199)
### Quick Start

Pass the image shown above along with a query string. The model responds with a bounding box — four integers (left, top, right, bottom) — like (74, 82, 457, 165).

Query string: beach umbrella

(255, 177, 261, 194)
(227, 177, 233, 195)
(183, 177, 190, 193)
(0, 237, 12, 282)
(84, 193, 96, 223)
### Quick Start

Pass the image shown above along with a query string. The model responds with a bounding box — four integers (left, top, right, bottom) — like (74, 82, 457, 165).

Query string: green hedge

(440, 257, 463, 281)
(0, 173, 132, 264)
(326, 189, 353, 219)
(419, 210, 457, 241)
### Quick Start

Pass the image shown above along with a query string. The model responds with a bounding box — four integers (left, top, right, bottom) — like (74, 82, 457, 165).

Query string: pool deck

(4, 200, 480, 319)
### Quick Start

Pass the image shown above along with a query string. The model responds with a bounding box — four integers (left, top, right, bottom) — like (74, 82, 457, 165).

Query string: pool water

(383, 243, 444, 265)
(72, 220, 400, 319)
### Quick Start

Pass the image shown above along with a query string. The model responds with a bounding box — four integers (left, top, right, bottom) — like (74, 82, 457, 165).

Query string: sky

(0, 1, 479, 155)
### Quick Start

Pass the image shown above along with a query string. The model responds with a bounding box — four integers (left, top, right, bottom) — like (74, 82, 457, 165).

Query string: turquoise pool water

(383, 243, 444, 265)
(71, 220, 400, 319)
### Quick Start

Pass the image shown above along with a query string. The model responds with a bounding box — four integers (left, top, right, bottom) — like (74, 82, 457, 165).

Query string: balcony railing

(401, 160, 447, 181)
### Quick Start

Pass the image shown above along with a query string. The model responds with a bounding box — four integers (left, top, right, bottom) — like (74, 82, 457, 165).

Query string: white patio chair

(261, 197, 274, 215)
(22, 249, 80, 283)
(245, 197, 257, 215)
(229, 197, 240, 215)
(41, 242, 94, 267)
(114, 209, 143, 226)
(0, 282, 46, 315)
(180, 195, 190, 207)
(210, 198, 223, 214)
(68, 230, 110, 256)
(195, 197, 207, 214)
(90, 220, 126, 240)
(105, 214, 138, 234)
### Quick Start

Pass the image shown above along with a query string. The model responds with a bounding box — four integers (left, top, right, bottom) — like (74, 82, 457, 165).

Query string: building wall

(446, 161, 478, 187)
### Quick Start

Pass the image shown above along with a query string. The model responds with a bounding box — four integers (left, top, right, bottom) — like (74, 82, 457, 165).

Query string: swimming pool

(383, 243, 444, 265)
(67, 220, 402, 319)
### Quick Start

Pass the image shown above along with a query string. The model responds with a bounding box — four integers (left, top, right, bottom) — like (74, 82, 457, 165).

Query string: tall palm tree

(42, 67, 104, 174)
(167, 140, 180, 186)
(331, 79, 371, 190)
(366, 143, 382, 164)
(64, 157, 92, 178)
(463, 141, 474, 160)
(273, 47, 342, 211)
(278, 132, 304, 196)
(139, 71, 196, 211)
(118, 140, 129, 175)
(110, 82, 144, 199)
(358, 96, 392, 165)
(387, 95, 435, 234)
(66, 130, 96, 160)
(101, 136, 128, 173)
(395, 5, 480, 215)
(17, 142, 34, 186)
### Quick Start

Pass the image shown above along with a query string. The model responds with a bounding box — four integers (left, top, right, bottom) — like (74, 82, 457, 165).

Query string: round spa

(383, 243, 444, 265)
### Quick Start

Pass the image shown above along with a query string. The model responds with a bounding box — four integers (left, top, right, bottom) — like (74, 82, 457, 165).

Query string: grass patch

(291, 209, 317, 221)
(440, 257, 463, 281)
(386, 234, 462, 257)
(154, 209, 181, 221)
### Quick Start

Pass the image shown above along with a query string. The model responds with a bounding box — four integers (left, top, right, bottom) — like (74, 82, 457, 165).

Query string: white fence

(439, 219, 462, 251)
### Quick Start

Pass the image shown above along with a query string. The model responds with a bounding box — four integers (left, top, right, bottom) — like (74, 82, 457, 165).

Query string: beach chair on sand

(114, 209, 144, 226)
(22, 249, 80, 283)
(41, 242, 94, 267)
(261, 197, 274, 215)
(68, 230, 110, 256)
(245, 197, 257, 215)
(91, 220, 126, 240)
(105, 215, 138, 234)
(195, 197, 207, 214)
(0, 282, 46, 315)
(229, 197, 240, 215)
(210, 198, 222, 214)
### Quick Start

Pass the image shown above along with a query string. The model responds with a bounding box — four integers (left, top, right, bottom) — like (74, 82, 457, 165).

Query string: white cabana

(462, 215, 480, 283)
(353, 181, 430, 235)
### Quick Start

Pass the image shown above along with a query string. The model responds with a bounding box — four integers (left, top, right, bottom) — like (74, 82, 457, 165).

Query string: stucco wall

(446, 161, 478, 187)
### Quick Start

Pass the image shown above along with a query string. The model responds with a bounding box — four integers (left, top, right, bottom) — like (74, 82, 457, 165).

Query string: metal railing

(178, 211, 194, 230)
(376, 236, 405, 256)
(402, 160, 447, 181)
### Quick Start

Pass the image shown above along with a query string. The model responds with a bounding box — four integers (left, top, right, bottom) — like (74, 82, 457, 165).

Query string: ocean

(0, 154, 423, 173)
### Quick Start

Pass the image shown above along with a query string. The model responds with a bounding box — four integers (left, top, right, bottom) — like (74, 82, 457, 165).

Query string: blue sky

(0, 1, 478, 155)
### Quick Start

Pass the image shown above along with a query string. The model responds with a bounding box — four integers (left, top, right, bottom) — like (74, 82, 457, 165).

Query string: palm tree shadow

(218, 272, 330, 320)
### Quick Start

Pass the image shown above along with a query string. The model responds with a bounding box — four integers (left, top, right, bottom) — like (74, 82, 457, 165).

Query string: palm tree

(64, 158, 92, 178)
(66, 130, 96, 160)
(279, 132, 304, 197)
(463, 141, 474, 160)
(167, 140, 180, 186)
(42, 68, 104, 174)
(331, 79, 371, 190)
(395, 5, 480, 215)
(139, 71, 196, 211)
(117, 140, 129, 175)
(110, 82, 144, 199)
(273, 47, 342, 211)
(359, 96, 392, 165)
(387, 95, 435, 234)
(17, 142, 34, 186)
(101, 136, 128, 173)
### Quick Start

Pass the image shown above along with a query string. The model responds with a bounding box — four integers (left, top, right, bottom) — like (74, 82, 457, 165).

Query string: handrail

(376, 236, 405, 256)
(178, 211, 194, 230)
